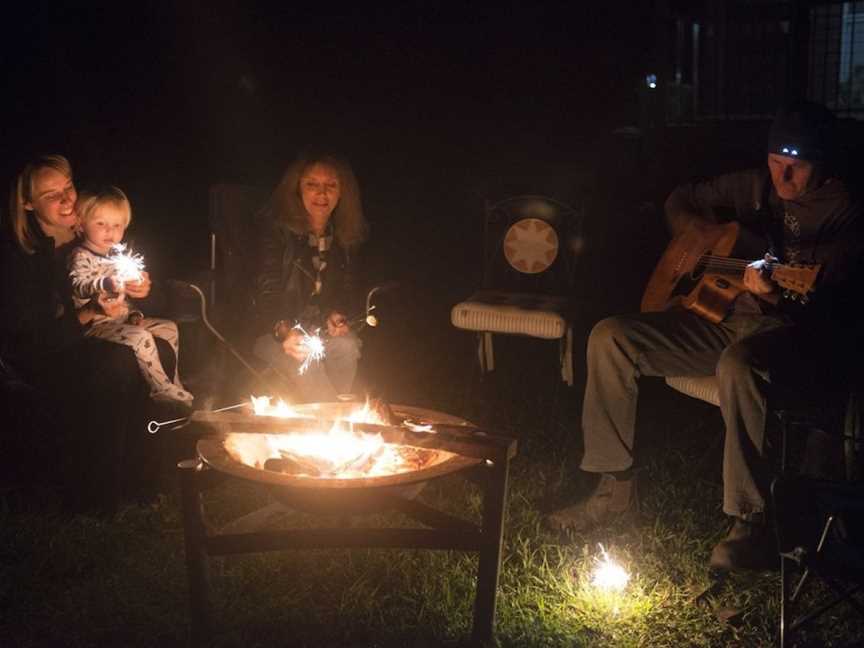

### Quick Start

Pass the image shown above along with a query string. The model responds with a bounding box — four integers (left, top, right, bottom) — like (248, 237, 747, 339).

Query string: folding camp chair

(772, 475, 864, 647)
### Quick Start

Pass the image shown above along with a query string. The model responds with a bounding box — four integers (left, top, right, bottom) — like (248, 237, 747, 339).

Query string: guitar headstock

(771, 263, 821, 296)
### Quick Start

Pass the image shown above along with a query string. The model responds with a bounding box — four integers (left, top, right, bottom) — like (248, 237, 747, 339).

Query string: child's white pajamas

(68, 245, 193, 405)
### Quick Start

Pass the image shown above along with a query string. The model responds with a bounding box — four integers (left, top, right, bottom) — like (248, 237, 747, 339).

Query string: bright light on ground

(591, 544, 630, 592)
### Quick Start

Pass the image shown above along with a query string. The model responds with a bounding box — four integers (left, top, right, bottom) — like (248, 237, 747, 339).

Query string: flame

(250, 395, 309, 418)
(591, 544, 630, 592)
(224, 396, 451, 479)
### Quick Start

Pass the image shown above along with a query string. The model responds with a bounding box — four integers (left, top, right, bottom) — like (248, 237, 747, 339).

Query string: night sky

(3, 1, 655, 286)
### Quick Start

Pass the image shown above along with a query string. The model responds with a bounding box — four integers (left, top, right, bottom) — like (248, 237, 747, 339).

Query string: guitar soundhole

(714, 278, 730, 289)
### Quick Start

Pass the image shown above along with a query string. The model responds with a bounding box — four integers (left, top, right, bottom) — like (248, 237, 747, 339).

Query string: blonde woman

(253, 152, 368, 401)
(1, 154, 162, 513)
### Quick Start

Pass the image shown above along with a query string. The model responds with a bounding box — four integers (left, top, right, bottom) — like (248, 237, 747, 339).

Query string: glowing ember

(591, 544, 630, 592)
(108, 243, 145, 284)
(293, 324, 325, 375)
(224, 397, 453, 479)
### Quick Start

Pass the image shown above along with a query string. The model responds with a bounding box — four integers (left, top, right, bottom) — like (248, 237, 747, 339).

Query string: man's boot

(544, 472, 637, 534)
(709, 515, 779, 572)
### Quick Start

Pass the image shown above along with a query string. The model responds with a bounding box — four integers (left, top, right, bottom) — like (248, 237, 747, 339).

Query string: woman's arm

(77, 293, 129, 325)
(0, 240, 83, 379)
(254, 212, 294, 325)
(319, 243, 363, 323)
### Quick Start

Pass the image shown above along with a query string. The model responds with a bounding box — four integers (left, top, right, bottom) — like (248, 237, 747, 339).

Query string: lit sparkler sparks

(591, 544, 630, 592)
(108, 243, 145, 284)
(294, 324, 326, 375)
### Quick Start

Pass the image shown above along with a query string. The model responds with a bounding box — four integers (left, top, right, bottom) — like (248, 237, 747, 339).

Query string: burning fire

(249, 395, 311, 418)
(223, 396, 452, 479)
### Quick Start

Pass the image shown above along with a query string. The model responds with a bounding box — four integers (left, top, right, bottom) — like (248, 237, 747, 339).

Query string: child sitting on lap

(68, 187, 193, 406)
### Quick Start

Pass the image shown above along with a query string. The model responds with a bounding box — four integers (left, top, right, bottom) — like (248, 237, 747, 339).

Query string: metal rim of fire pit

(195, 403, 483, 490)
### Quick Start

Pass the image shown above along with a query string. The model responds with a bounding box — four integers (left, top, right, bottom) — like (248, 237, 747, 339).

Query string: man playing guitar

(546, 101, 864, 573)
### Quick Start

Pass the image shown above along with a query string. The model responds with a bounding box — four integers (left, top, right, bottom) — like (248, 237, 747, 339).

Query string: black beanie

(767, 101, 836, 162)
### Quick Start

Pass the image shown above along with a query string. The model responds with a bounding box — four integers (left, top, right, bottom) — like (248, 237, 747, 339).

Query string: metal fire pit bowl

(193, 402, 483, 514)
(178, 402, 517, 646)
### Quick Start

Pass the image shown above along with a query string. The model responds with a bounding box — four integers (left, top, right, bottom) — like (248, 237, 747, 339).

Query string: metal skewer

(147, 401, 248, 434)
(167, 279, 293, 393)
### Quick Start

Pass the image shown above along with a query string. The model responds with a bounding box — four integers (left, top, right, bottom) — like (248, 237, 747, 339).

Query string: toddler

(68, 187, 193, 406)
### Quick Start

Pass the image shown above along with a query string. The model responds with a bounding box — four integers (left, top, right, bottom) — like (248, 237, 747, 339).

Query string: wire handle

(147, 401, 248, 434)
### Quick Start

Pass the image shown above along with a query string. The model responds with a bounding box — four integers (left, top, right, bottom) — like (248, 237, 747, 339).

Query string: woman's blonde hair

(266, 152, 368, 248)
(9, 154, 73, 254)
(76, 186, 132, 229)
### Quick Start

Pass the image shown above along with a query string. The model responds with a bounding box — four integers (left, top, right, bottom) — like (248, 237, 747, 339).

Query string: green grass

(2, 438, 858, 647)
(2, 339, 861, 647)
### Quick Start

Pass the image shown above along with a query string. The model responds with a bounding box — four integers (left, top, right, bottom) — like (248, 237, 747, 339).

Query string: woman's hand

(77, 292, 126, 325)
(124, 271, 152, 299)
(326, 311, 349, 337)
(744, 258, 778, 296)
(281, 329, 310, 361)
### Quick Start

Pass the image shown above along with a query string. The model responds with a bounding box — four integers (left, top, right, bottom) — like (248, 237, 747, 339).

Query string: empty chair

(451, 195, 584, 385)
(207, 183, 268, 331)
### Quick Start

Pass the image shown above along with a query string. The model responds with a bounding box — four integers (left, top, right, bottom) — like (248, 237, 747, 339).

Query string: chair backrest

(208, 183, 268, 330)
(481, 195, 584, 295)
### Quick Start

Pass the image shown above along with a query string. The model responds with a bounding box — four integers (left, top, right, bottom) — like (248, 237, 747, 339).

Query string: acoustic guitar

(641, 222, 820, 323)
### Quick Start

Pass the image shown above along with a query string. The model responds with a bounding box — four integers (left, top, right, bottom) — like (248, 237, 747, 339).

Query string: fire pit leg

(179, 458, 212, 647)
(472, 457, 510, 645)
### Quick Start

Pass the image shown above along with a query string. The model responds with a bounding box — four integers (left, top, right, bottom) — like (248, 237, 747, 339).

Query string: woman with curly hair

(252, 152, 369, 401)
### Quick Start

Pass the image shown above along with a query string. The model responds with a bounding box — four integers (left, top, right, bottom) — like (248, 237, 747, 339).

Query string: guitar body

(641, 222, 743, 324)
(642, 222, 820, 323)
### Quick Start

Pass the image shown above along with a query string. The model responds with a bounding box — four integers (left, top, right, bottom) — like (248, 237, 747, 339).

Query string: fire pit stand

(177, 407, 517, 646)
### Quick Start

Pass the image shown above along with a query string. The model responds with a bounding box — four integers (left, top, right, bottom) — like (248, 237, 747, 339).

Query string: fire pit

(178, 399, 517, 645)
(194, 400, 482, 513)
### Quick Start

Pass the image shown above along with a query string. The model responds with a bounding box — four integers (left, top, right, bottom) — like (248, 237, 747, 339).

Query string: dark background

(2, 2, 658, 268)
(1, 0, 776, 383)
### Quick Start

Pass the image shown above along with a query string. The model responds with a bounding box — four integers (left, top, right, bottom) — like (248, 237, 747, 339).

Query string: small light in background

(645, 74, 658, 90)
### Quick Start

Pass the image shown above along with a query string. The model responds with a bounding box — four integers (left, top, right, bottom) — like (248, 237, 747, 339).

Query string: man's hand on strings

(744, 256, 778, 296)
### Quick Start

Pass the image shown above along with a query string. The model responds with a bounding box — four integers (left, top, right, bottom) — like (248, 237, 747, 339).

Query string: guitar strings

(695, 255, 765, 275)
(695, 255, 766, 272)
(698, 255, 752, 268)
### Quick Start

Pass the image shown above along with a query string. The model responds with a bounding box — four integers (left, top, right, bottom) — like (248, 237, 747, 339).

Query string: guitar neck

(699, 254, 820, 296)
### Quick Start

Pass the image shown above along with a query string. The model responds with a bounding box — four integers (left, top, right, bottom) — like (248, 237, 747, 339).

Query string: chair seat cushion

(451, 290, 570, 339)
(665, 375, 721, 407)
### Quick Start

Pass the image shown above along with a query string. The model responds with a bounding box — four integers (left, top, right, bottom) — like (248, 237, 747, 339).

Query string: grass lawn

(2, 300, 861, 648)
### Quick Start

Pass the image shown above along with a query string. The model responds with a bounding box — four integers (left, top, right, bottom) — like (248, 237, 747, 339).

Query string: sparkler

(293, 323, 326, 375)
(591, 544, 630, 592)
(108, 243, 145, 284)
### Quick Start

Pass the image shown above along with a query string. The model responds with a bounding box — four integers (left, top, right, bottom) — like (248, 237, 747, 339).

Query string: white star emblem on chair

(503, 218, 559, 274)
